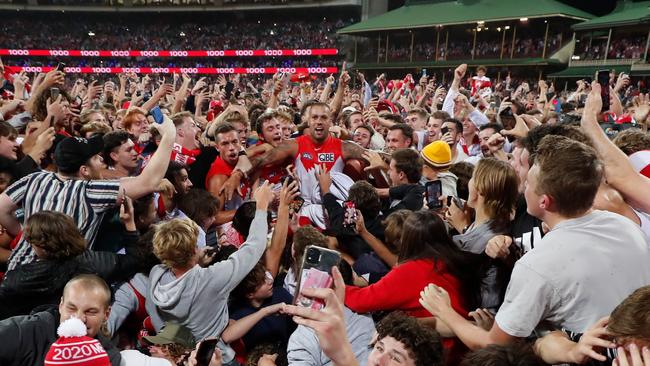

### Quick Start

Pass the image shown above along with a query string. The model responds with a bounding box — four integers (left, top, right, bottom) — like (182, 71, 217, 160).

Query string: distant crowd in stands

(577, 35, 648, 60)
(0, 16, 351, 51)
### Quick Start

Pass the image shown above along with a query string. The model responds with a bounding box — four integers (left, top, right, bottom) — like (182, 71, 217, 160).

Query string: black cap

(54, 135, 104, 173)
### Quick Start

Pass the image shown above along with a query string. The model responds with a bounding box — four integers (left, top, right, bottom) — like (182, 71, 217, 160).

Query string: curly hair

(612, 128, 650, 156)
(459, 341, 546, 366)
(348, 181, 381, 220)
(292, 226, 328, 273)
(25, 211, 86, 261)
(232, 261, 267, 301)
(374, 311, 443, 366)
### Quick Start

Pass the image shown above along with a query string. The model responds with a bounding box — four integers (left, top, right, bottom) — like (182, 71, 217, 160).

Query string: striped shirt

(5, 171, 121, 271)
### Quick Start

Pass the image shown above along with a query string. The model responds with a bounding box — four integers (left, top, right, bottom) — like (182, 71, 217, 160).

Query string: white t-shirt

(495, 210, 650, 337)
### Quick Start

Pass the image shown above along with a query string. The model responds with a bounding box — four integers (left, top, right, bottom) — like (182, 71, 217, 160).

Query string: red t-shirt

(345, 259, 470, 365)
(205, 157, 249, 209)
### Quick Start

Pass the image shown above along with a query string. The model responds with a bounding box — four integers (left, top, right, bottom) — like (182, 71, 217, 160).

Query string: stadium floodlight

(477, 21, 485, 25)
(179, 32, 186, 37)
(572, 55, 580, 60)
(504, 26, 510, 30)
(88, 31, 95, 37)
(520, 18, 528, 22)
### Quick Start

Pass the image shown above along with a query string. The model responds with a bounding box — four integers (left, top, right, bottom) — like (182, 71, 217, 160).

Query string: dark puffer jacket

(0, 306, 121, 366)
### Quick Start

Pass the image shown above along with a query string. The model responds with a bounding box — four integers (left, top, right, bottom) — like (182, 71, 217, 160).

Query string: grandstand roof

(572, 1, 650, 31)
(338, 0, 593, 35)
(548, 65, 632, 78)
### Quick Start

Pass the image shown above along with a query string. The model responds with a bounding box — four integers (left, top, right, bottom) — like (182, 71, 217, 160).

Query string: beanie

(421, 140, 452, 168)
(45, 317, 110, 366)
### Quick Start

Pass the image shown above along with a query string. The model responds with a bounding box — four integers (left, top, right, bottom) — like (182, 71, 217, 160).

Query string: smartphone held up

(294, 246, 341, 310)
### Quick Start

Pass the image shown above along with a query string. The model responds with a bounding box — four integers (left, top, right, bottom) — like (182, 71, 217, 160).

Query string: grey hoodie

(146, 210, 268, 362)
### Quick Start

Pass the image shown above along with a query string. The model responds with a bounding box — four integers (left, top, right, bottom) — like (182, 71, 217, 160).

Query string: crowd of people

(0, 48, 650, 366)
(576, 35, 648, 61)
(377, 33, 567, 63)
(0, 16, 350, 50)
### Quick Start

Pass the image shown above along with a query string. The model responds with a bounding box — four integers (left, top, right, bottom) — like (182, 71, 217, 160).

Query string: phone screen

(290, 196, 305, 213)
(343, 201, 357, 228)
(295, 246, 341, 310)
(50, 87, 60, 100)
(597, 70, 610, 113)
(195, 339, 218, 366)
(425, 180, 443, 209)
(149, 106, 165, 124)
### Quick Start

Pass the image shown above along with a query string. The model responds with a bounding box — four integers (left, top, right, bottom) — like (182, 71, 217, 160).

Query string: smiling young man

(102, 130, 139, 178)
(0, 274, 122, 365)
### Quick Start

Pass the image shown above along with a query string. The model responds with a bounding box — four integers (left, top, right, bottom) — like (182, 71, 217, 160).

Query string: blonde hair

(472, 158, 519, 229)
(153, 218, 199, 269)
(80, 121, 111, 137)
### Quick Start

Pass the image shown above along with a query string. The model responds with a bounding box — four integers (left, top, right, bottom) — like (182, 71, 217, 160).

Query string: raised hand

(253, 180, 273, 211)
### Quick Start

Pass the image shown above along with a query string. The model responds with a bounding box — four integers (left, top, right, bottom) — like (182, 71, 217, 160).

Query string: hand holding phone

(195, 339, 219, 366)
(295, 246, 341, 310)
(50, 87, 60, 101)
(343, 201, 358, 228)
(149, 106, 165, 124)
(597, 70, 610, 113)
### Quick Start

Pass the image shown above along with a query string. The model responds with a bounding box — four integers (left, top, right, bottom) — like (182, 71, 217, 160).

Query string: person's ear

(109, 151, 119, 163)
(79, 165, 90, 178)
(540, 194, 551, 211)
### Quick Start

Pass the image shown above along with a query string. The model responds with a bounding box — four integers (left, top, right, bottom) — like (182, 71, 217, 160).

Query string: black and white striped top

(5, 171, 121, 271)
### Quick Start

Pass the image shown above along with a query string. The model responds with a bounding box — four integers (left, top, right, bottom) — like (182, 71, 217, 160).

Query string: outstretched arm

(248, 140, 299, 173)
(341, 140, 370, 163)
(582, 82, 650, 213)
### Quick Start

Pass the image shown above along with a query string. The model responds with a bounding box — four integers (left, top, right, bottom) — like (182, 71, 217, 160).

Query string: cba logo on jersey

(317, 153, 335, 163)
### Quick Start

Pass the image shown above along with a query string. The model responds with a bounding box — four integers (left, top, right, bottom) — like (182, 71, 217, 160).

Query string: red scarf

(170, 143, 200, 165)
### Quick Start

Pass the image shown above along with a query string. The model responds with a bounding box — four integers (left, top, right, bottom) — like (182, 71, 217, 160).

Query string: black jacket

(385, 183, 425, 215)
(0, 231, 140, 320)
(0, 306, 121, 366)
(188, 146, 220, 190)
(322, 192, 385, 259)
